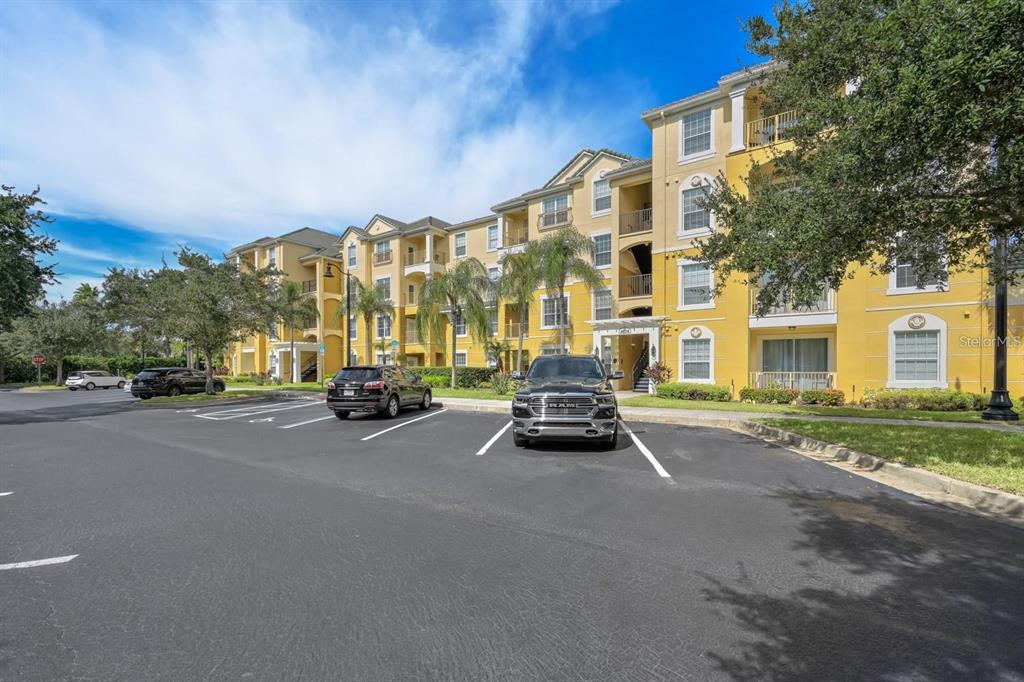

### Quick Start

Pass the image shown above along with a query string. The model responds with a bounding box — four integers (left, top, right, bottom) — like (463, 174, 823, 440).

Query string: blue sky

(0, 0, 775, 300)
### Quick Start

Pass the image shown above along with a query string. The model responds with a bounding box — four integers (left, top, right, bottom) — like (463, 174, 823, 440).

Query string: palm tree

(500, 242, 543, 372)
(274, 280, 319, 382)
(336, 279, 394, 366)
(416, 258, 491, 389)
(483, 337, 511, 373)
(538, 226, 606, 351)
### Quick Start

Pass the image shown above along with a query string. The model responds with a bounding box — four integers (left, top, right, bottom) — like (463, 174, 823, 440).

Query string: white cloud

(1, 1, 639, 243)
(45, 274, 105, 303)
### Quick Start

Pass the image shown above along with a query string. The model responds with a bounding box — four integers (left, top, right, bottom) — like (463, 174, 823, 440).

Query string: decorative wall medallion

(689, 327, 702, 338)
(908, 314, 926, 330)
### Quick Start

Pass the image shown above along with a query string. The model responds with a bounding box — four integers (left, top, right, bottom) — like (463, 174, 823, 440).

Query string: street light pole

(323, 261, 351, 368)
(982, 232, 1019, 421)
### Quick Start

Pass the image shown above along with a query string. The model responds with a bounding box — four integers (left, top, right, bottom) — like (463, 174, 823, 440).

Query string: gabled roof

(604, 158, 652, 180)
(492, 148, 637, 212)
(337, 225, 366, 244)
(360, 214, 451, 239)
(541, 147, 636, 189)
(228, 226, 338, 255)
(641, 60, 776, 124)
(446, 214, 497, 231)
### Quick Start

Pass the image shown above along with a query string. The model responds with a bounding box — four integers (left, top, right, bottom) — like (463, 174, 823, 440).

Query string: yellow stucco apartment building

(228, 66, 1023, 400)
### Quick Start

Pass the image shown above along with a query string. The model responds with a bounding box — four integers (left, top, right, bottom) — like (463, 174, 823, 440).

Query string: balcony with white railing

(373, 249, 393, 266)
(748, 286, 837, 328)
(749, 371, 836, 391)
(619, 208, 652, 237)
(403, 249, 447, 276)
(620, 273, 653, 299)
(745, 110, 799, 149)
(505, 322, 527, 339)
(503, 221, 529, 248)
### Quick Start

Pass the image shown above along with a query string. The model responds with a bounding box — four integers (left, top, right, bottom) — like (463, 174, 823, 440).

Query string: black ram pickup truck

(510, 355, 624, 448)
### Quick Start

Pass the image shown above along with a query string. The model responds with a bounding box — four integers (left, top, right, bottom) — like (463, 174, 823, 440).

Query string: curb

(740, 421, 1024, 522)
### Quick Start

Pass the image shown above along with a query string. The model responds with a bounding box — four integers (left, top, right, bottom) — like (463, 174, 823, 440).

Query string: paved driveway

(2, 397, 1022, 680)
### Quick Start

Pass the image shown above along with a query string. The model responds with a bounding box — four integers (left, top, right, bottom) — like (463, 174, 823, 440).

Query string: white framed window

(406, 283, 416, 305)
(593, 289, 612, 321)
(376, 314, 391, 339)
(887, 313, 947, 388)
(374, 240, 390, 254)
(677, 261, 715, 310)
(453, 312, 467, 337)
(680, 177, 713, 235)
(540, 345, 569, 356)
(592, 177, 611, 215)
(592, 233, 611, 268)
(488, 266, 501, 282)
(266, 246, 277, 268)
(376, 352, 392, 365)
(541, 194, 570, 228)
(888, 252, 946, 295)
(346, 275, 358, 301)
(679, 327, 714, 383)
(376, 276, 391, 301)
(680, 108, 713, 162)
(348, 315, 357, 340)
(488, 309, 499, 336)
(347, 242, 357, 267)
(454, 232, 467, 258)
(487, 223, 500, 251)
(541, 294, 569, 329)
(454, 350, 468, 367)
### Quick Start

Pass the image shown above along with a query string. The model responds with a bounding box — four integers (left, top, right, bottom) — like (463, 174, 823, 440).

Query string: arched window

(888, 313, 947, 388)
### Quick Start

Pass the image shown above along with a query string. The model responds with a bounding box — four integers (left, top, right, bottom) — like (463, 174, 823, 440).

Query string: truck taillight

(363, 380, 385, 390)
(327, 381, 335, 390)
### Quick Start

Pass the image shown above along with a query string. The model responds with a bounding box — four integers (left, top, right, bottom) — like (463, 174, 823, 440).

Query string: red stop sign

(31, 354, 45, 366)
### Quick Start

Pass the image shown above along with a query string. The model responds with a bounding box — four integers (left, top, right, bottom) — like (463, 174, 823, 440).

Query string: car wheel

(68, 387, 77, 391)
(140, 395, 151, 400)
(513, 432, 529, 447)
(213, 382, 225, 393)
(85, 382, 95, 390)
(334, 411, 349, 420)
(600, 425, 619, 450)
(167, 385, 182, 397)
(419, 390, 432, 410)
(384, 394, 400, 419)
(117, 381, 125, 389)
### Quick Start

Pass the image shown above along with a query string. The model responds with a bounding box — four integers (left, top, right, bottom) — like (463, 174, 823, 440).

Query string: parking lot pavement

(2, 400, 1023, 680)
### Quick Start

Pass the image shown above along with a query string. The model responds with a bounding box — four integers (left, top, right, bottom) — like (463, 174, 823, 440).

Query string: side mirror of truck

(610, 370, 624, 380)
(511, 371, 524, 380)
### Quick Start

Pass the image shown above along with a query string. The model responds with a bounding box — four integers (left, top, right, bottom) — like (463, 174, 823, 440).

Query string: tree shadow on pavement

(702, 491, 1024, 682)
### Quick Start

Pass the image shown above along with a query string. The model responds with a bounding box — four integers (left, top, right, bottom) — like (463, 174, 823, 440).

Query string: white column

(647, 329, 660, 395)
(729, 88, 746, 153)
(426, 233, 433, 263)
(292, 348, 299, 383)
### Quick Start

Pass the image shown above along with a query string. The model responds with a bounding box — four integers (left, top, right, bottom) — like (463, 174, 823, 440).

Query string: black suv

(130, 368, 226, 399)
(326, 365, 431, 419)
(511, 355, 623, 447)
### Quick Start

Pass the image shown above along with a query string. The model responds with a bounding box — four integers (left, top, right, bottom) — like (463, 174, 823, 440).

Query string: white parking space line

(195, 401, 320, 421)
(476, 421, 512, 456)
(619, 420, 672, 479)
(360, 409, 448, 441)
(196, 401, 297, 415)
(0, 492, 12, 497)
(279, 414, 337, 429)
(0, 554, 78, 571)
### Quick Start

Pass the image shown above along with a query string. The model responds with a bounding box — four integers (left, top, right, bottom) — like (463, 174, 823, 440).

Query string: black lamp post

(982, 232, 1019, 421)
(323, 261, 352, 368)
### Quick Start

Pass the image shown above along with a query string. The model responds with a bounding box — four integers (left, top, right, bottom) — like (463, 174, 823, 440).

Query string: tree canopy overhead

(0, 185, 57, 331)
(701, 0, 1024, 312)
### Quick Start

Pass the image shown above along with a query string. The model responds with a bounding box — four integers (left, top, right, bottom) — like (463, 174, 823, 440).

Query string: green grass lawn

(19, 384, 69, 392)
(146, 390, 271, 403)
(617, 395, 1014, 423)
(760, 418, 1024, 495)
(431, 387, 511, 401)
(225, 382, 325, 392)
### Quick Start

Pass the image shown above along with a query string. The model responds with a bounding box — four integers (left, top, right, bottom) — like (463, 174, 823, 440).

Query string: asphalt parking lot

(2, 393, 1023, 680)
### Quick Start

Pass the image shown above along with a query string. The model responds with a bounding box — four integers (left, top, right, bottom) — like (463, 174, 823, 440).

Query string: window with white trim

(347, 243, 356, 267)
(592, 233, 611, 267)
(454, 351, 468, 367)
(681, 338, 712, 381)
(374, 240, 390, 254)
(454, 232, 467, 258)
(488, 309, 499, 336)
(681, 186, 711, 232)
(681, 109, 712, 158)
(892, 256, 945, 290)
(267, 247, 277, 268)
(593, 289, 612, 321)
(349, 315, 357, 340)
(893, 330, 939, 381)
(541, 194, 569, 228)
(347, 275, 358, 301)
(593, 178, 611, 213)
(376, 276, 390, 301)
(541, 295, 569, 329)
(376, 314, 391, 339)
(679, 262, 713, 308)
(487, 224, 499, 250)
(488, 266, 500, 282)
(540, 345, 569, 356)
(454, 312, 467, 337)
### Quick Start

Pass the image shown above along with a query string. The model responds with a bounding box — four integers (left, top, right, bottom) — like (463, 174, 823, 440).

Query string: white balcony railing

(750, 371, 835, 391)
(745, 110, 799, 149)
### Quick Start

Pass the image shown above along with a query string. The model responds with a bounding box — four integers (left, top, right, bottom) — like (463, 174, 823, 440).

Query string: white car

(65, 370, 127, 391)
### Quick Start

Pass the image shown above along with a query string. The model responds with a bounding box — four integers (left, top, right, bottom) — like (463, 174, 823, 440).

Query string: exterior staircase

(300, 358, 318, 382)
(631, 343, 650, 393)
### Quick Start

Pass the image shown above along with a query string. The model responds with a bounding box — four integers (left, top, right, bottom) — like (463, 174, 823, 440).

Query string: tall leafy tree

(499, 241, 543, 372)
(168, 248, 276, 393)
(10, 301, 99, 384)
(700, 0, 1024, 312)
(416, 258, 491, 388)
(103, 267, 174, 364)
(537, 227, 606, 351)
(273, 279, 319, 382)
(337, 279, 394, 366)
(0, 185, 57, 331)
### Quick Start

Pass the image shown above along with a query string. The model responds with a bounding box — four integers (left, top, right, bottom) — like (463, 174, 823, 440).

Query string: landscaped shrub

(643, 361, 673, 386)
(799, 389, 846, 406)
(489, 372, 517, 395)
(860, 388, 986, 411)
(422, 375, 449, 389)
(657, 382, 731, 402)
(231, 374, 256, 384)
(739, 387, 800, 404)
(409, 367, 493, 388)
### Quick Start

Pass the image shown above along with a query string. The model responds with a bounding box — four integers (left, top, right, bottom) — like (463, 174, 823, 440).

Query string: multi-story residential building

(228, 66, 1022, 401)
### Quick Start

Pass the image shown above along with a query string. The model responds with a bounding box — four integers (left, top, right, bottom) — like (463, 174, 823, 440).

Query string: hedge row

(656, 382, 731, 402)
(408, 366, 493, 388)
(860, 388, 986, 411)
(739, 387, 801, 404)
(796, 389, 846, 406)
